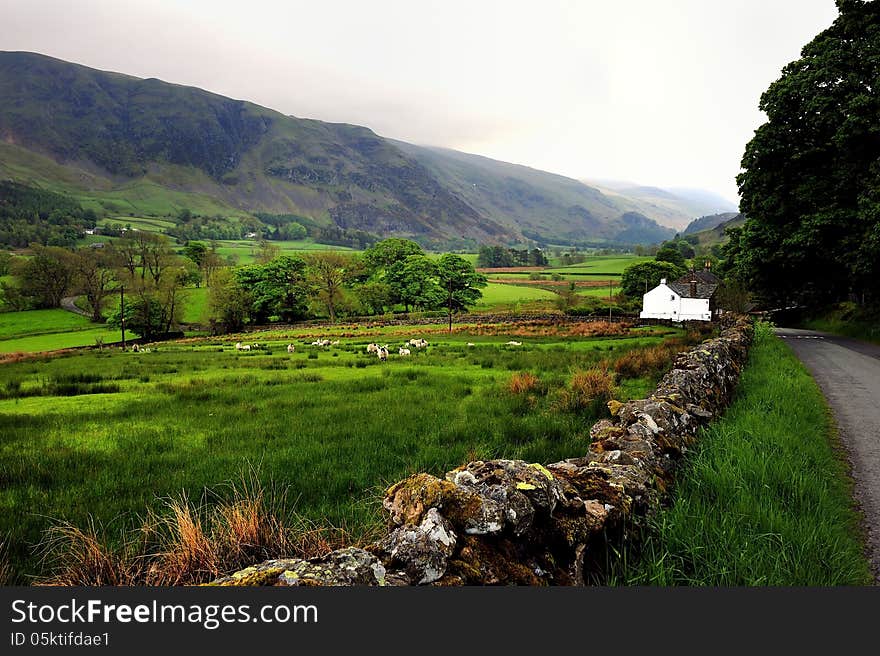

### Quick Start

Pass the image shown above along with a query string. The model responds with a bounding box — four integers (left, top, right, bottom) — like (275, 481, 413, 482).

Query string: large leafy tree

(620, 261, 687, 298)
(305, 252, 362, 322)
(234, 255, 310, 323)
(735, 0, 880, 307)
(437, 254, 487, 331)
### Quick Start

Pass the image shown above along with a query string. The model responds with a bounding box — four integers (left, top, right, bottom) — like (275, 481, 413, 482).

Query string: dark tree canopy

(620, 261, 687, 298)
(734, 0, 880, 307)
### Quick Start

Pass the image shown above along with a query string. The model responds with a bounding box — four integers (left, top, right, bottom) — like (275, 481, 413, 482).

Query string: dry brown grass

(508, 371, 540, 395)
(37, 519, 142, 586)
(614, 339, 690, 379)
(554, 367, 616, 413)
(37, 473, 357, 586)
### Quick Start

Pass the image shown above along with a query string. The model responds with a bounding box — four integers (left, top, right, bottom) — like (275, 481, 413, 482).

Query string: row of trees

(476, 245, 548, 268)
(207, 238, 487, 332)
(1, 234, 488, 337)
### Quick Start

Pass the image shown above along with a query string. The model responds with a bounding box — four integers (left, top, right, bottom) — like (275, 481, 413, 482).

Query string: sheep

(398, 347, 411, 356)
(467, 342, 476, 347)
(409, 338, 428, 349)
(330, 340, 340, 346)
(131, 344, 140, 353)
(377, 346, 389, 361)
(234, 342, 241, 351)
(366, 343, 379, 354)
(287, 344, 296, 353)
(505, 341, 523, 346)
(240, 344, 251, 351)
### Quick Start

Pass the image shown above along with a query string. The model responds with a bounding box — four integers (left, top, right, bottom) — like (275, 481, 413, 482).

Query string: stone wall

(211, 315, 754, 586)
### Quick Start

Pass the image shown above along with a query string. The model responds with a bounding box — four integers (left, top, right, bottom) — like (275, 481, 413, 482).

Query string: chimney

(705, 260, 711, 270)
(660, 278, 666, 285)
(689, 277, 698, 297)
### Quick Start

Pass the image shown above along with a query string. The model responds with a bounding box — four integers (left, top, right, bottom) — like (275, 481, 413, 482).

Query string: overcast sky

(1, 0, 841, 203)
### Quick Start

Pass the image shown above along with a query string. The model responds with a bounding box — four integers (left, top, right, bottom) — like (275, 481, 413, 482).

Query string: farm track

(776, 327, 880, 583)
(60, 295, 90, 317)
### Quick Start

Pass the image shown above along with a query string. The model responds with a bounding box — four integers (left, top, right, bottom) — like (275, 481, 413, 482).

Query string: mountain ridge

(0, 51, 728, 247)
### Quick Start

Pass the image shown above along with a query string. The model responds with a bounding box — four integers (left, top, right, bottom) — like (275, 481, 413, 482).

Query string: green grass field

(474, 283, 558, 308)
(0, 324, 683, 581)
(213, 240, 355, 265)
(544, 255, 651, 276)
(0, 309, 123, 353)
(608, 323, 871, 585)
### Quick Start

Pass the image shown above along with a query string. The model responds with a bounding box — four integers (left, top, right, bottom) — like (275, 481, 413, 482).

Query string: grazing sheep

(366, 343, 379, 354)
(287, 344, 296, 353)
(398, 347, 411, 356)
(467, 342, 476, 347)
(409, 338, 428, 349)
(330, 340, 340, 346)
(131, 344, 140, 352)
(377, 346, 389, 361)
(505, 341, 523, 346)
(240, 344, 251, 351)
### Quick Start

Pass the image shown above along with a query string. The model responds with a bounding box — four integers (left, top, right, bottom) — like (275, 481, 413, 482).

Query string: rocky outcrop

(210, 315, 754, 586)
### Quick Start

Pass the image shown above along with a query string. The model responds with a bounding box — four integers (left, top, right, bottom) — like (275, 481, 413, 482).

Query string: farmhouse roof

(669, 280, 718, 299)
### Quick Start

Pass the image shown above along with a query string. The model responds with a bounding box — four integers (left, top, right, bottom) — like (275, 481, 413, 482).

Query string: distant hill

(688, 213, 746, 249)
(683, 212, 740, 235)
(0, 51, 684, 247)
(585, 179, 738, 231)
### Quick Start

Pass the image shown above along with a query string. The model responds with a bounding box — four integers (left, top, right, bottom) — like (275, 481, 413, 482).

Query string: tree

(15, 244, 77, 308)
(387, 255, 441, 312)
(234, 255, 309, 323)
(363, 238, 423, 272)
(73, 246, 117, 322)
(735, 0, 880, 307)
(655, 245, 686, 268)
(182, 241, 208, 283)
(107, 295, 164, 340)
(207, 269, 251, 333)
(306, 252, 360, 322)
(620, 261, 687, 298)
(437, 254, 487, 331)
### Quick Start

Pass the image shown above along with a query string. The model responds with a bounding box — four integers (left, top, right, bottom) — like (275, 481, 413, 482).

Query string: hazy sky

(1, 0, 841, 203)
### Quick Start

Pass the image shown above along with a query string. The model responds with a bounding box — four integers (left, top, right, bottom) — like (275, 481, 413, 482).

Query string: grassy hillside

(687, 213, 746, 250)
(1, 51, 678, 248)
(392, 143, 675, 244)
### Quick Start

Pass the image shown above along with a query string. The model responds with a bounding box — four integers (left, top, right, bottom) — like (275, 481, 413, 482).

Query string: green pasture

(474, 283, 558, 308)
(545, 255, 651, 276)
(0, 309, 123, 353)
(213, 239, 355, 264)
(0, 326, 682, 581)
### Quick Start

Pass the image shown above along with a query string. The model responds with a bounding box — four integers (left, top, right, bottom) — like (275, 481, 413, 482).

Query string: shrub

(554, 367, 615, 413)
(614, 343, 682, 379)
(508, 371, 540, 395)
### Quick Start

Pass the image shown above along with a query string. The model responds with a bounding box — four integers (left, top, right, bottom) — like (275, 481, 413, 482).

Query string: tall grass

(607, 323, 872, 585)
(38, 471, 356, 586)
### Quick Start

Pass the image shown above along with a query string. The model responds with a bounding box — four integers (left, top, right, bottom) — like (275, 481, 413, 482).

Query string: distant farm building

(640, 265, 720, 322)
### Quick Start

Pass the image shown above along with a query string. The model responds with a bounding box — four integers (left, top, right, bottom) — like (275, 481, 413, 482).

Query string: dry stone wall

(211, 316, 754, 586)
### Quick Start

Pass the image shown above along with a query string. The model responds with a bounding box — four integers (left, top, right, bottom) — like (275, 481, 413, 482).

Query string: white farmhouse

(640, 267, 720, 322)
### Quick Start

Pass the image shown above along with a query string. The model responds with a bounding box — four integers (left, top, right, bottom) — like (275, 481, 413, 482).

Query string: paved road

(776, 328, 880, 582)
(60, 295, 90, 317)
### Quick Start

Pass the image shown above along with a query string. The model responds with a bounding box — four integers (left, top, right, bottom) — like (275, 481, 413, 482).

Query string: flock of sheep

(225, 336, 525, 361)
